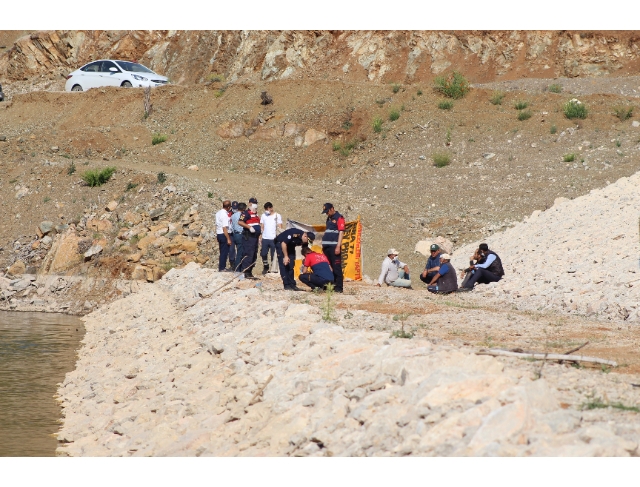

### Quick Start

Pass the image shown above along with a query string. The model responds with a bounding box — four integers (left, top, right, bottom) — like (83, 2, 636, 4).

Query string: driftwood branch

(564, 341, 589, 355)
(477, 348, 617, 367)
(249, 374, 273, 406)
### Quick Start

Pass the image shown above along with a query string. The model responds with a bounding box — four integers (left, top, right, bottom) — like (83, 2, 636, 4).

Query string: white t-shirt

(215, 209, 231, 235)
(260, 212, 282, 240)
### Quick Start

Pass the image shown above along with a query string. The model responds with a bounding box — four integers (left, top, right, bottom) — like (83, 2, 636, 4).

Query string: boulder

(283, 123, 306, 137)
(15, 187, 29, 199)
(84, 245, 103, 259)
(131, 265, 146, 281)
(415, 236, 454, 257)
(216, 121, 246, 139)
(123, 211, 142, 225)
(137, 235, 157, 253)
(188, 165, 198, 171)
(49, 233, 83, 273)
(7, 260, 26, 276)
(249, 127, 280, 141)
(106, 201, 118, 212)
(86, 219, 113, 233)
(149, 208, 165, 220)
(39, 221, 55, 235)
(303, 129, 327, 147)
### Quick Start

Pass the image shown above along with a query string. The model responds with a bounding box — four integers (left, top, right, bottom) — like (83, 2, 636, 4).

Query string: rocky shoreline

(55, 263, 640, 456)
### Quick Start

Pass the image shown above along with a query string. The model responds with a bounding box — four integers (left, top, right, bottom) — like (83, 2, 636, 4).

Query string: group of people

(215, 200, 345, 292)
(377, 243, 504, 293)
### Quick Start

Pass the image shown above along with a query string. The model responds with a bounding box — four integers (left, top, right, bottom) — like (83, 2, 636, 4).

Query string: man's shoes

(334, 288, 343, 293)
(262, 267, 269, 275)
(283, 286, 298, 291)
(456, 287, 473, 293)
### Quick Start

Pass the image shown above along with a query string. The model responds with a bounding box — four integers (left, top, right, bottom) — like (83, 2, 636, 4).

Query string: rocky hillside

(2, 31, 640, 87)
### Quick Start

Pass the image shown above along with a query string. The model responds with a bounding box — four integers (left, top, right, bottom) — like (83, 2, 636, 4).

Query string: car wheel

(71, 85, 83, 92)
(122, 81, 133, 88)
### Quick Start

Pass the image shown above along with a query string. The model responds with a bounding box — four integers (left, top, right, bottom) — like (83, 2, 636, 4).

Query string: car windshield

(115, 61, 155, 74)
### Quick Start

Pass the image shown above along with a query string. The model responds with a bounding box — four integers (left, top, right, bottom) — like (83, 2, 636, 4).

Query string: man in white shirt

(215, 200, 232, 272)
(259, 202, 282, 275)
(376, 248, 412, 288)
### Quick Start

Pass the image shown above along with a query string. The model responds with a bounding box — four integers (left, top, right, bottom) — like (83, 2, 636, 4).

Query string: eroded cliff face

(1, 30, 640, 85)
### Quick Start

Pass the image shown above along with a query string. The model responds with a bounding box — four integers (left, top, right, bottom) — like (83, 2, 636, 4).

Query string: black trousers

(241, 232, 260, 274)
(276, 244, 297, 288)
(322, 245, 343, 291)
(419, 272, 437, 284)
(299, 273, 332, 290)
(217, 234, 230, 271)
(463, 268, 501, 288)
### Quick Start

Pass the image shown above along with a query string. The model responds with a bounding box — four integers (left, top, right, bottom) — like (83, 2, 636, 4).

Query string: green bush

(514, 100, 529, 110)
(613, 105, 634, 122)
(563, 153, 575, 162)
(391, 83, 401, 94)
(417, 89, 423, 96)
(432, 152, 451, 168)
(152, 133, 167, 145)
(490, 91, 505, 105)
(67, 161, 76, 175)
(433, 71, 470, 99)
(517, 109, 533, 121)
(157, 172, 167, 184)
(372, 117, 383, 133)
(548, 83, 563, 94)
(82, 167, 116, 187)
(438, 100, 454, 110)
(563, 99, 588, 119)
(125, 182, 138, 191)
(550, 125, 557, 134)
(389, 109, 400, 121)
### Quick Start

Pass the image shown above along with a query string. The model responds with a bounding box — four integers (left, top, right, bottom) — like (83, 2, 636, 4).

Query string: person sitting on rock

(420, 243, 441, 285)
(376, 249, 411, 288)
(298, 246, 334, 291)
(427, 253, 458, 294)
(458, 243, 504, 291)
(459, 247, 484, 288)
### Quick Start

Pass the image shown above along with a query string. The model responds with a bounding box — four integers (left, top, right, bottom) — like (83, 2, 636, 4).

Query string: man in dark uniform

(274, 228, 315, 291)
(238, 197, 261, 279)
(321, 203, 345, 293)
(459, 243, 504, 291)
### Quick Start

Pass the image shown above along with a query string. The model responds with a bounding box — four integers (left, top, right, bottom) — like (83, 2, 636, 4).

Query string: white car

(65, 60, 169, 92)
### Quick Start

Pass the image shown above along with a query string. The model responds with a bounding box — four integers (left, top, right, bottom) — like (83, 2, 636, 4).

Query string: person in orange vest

(237, 197, 261, 279)
(298, 246, 335, 291)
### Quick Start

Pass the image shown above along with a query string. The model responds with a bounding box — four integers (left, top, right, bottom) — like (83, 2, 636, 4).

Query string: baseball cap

(306, 232, 316, 242)
(440, 253, 451, 260)
(231, 201, 238, 210)
(249, 197, 258, 204)
(430, 244, 440, 251)
(321, 203, 334, 214)
(387, 248, 399, 256)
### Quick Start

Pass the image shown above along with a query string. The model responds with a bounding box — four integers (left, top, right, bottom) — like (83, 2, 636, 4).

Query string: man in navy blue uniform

(321, 203, 345, 293)
(238, 197, 261, 279)
(274, 228, 315, 291)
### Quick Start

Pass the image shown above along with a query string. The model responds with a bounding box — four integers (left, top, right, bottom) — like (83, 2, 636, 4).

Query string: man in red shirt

(299, 247, 335, 291)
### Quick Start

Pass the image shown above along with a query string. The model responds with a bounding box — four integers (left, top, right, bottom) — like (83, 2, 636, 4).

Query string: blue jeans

(260, 239, 276, 267)
(232, 233, 244, 271)
(217, 234, 231, 271)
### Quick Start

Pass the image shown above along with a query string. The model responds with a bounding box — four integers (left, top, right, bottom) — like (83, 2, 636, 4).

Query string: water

(0, 311, 84, 456)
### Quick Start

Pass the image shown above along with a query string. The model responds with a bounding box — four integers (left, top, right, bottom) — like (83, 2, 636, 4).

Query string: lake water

(0, 311, 84, 456)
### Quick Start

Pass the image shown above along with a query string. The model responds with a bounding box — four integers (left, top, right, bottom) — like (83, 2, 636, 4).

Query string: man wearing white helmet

(376, 248, 412, 288)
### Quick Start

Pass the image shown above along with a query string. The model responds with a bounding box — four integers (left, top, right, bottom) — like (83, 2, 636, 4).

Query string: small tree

(434, 71, 470, 99)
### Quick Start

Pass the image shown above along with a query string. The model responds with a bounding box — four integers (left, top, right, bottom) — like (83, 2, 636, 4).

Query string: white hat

(387, 248, 399, 256)
(440, 253, 451, 260)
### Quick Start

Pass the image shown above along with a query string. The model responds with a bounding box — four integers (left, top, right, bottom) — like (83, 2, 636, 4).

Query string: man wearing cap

(426, 253, 458, 294)
(274, 228, 315, 291)
(298, 246, 334, 291)
(420, 244, 442, 285)
(458, 243, 504, 291)
(215, 200, 232, 272)
(376, 249, 411, 288)
(321, 203, 345, 293)
(238, 197, 261, 278)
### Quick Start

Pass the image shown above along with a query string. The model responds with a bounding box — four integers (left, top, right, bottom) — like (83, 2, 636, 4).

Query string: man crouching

(426, 253, 458, 294)
(299, 246, 335, 291)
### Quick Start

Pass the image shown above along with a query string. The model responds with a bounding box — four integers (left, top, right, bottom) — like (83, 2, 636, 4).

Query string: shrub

(207, 192, 213, 198)
(389, 109, 400, 121)
(548, 83, 563, 94)
(432, 152, 451, 168)
(333, 140, 357, 157)
(563, 99, 588, 119)
(490, 91, 505, 105)
(214, 89, 225, 98)
(438, 100, 454, 110)
(157, 172, 167, 184)
(514, 100, 529, 110)
(207, 73, 225, 83)
(82, 167, 116, 187)
(518, 109, 533, 121)
(615, 139, 621, 147)
(613, 105, 634, 122)
(391, 83, 401, 94)
(152, 133, 167, 145)
(125, 182, 138, 191)
(550, 125, 557, 134)
(563, 153, 575, 162)
(67, 161, 76, 175)
(342, 120, 352, 130)
(372, 117, 383, 133)
(434, 71, 470, 99)
(417, 89, 423, 96)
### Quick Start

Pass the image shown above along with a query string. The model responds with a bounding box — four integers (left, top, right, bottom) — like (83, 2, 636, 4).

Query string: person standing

(274, 228, 315, 291)
(230, 201, 246, 271)
(259, 202, 282, 275)
(426, 253, 458, 294)
(459, 243, 504, 291)
(420, 244, 442, 285)
(215, 200, 232, 272)
(227, 201, 238, 269)
(376, 249, 412, 288)
(238, 197, 261, 278)
(321, 203, 345, 293)
(299, 246, 334, 291)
